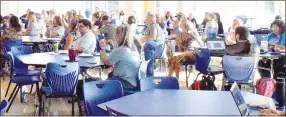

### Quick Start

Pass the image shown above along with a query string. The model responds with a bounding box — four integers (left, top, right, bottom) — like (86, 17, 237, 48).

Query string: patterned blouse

(3, 29, 23, 39)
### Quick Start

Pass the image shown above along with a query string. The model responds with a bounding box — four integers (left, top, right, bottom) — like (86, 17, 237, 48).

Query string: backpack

(189, 75, 217, 90)
(255, 77, 276, 97)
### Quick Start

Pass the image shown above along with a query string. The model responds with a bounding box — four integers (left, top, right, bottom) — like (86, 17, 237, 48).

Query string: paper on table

(78, 53, 93, 57)
(58, 50, 68, 54)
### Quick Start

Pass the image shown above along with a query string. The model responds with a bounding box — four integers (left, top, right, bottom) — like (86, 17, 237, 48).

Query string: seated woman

(258, 20, 286, 79)
(25, 12, 40, 36)
(168, 19, 198, 78)
(226, 18, 244, 45)
(1, 16, 22, 43)
(59, 19, 80, 50)
(99, 25, 141, 90)
(1, 16, 22, 56)
(127, 16, 141, 55)
(225, 26, 251, 56)
(45, 16, 65, 38)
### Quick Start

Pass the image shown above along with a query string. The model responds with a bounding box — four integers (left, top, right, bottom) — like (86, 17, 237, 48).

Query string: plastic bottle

(205, 20, 218, 39)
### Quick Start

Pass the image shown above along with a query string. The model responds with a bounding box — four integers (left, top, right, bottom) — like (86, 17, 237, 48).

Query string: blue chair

(123, 60, 150, 96)
(140, 76, 179, 91)
(5, 46, 42, 98)
(41, 62, 79, 116)
(0, 39, 22, 79)
(193, 48, 223, 89)
(5, 53, 42, 113)
(253, 34, 268, 46)
(222, 55, 256, 93)
(83, 80, 123, 116)
(154, 42, 167, 72)
(0, 100, 8, 116)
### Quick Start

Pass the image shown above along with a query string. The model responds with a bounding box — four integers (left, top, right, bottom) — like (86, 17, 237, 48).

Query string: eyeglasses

(78, 25, 86, 28)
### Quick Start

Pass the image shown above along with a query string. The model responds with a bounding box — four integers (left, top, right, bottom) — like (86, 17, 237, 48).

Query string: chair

(222, 55, 256, 93)
(140, 76, 180, 91)
(123, 60, 150, 96)
(5, 53, 42, 114)
(0, 39, 22, 79)
(106, 106, 128, 116)
(182, 60, 195, 88)
(193, 48, 224, 89)
(41, 62, 80, 116)
(83, 80, 123, 116)
(5, 46, 42, 98)
(154, 42, 167, 72)
(0, 100, 8, 116)
(253, 34, 268, 46)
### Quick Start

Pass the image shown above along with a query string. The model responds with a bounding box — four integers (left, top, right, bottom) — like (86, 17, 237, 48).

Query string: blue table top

(16, 52, 103, 68)
(97, 89, 241, 116)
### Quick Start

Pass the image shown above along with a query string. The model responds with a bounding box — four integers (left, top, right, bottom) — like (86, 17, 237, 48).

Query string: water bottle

(261, 40, 268, 52)
(53, 43, 59, 53)
(206, 20, 218, 39)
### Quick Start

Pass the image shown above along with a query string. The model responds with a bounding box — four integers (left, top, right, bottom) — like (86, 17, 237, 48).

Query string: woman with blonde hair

(168, 18, 199, 78)
(25, 12, 40, 36)
(99, 25, 141, 90)
(226, 18, 243, 45)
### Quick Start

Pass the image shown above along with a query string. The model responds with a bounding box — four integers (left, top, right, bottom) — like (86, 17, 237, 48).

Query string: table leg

(270, 59, 274, 78)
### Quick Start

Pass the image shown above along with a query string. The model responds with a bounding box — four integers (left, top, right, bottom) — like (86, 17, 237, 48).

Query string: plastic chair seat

(14, 69, 42, 76)
(207, 65, 224, 74)
(123, 89, 140, 96)
(41, 86, 76, 97)
(11, 75, 42, 85)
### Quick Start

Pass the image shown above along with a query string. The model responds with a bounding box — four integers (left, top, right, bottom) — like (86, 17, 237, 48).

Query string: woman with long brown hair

(168, 18, 200, 78)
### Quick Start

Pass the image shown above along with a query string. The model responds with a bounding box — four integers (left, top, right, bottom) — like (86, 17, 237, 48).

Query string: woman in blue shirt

(258, 20, 286, 79)
(99, 25, 141, 90)
(268, 20, 286, 47)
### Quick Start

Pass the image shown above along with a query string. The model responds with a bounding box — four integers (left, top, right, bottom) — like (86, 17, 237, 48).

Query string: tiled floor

(0, 58, 261, 116)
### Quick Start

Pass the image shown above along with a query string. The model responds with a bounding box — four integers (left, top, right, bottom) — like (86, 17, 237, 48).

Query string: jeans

(144, 40, 156, 77)
(107, 73, 137, 90)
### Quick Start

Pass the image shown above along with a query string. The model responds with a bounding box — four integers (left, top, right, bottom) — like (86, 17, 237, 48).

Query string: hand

(274, 44, 286, 52)
(99, 39, 106, 50)
(259, 109, 280, 116)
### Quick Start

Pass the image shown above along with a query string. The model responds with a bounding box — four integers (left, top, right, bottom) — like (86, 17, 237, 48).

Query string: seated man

(72, 19, 96, 54)
(225, 26, 252, 56)
(93, 15, 117, 51)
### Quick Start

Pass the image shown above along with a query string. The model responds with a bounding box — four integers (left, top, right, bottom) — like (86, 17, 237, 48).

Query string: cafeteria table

(98, 89, 276, 116)
(22, 36, 61, 44)
(98, 89, 242, 116)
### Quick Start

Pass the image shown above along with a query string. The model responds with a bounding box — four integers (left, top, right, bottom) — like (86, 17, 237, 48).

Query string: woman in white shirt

(45, 16, 65, 38)
(25, 12, 40, 36)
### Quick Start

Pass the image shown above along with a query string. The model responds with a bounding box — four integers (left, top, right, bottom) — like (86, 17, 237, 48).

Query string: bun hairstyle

(127, 16, 136, 24)
(92, 12, 101, 19)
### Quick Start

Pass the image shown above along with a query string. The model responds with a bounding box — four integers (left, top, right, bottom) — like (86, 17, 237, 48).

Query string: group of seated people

(0, 9, 285, 116)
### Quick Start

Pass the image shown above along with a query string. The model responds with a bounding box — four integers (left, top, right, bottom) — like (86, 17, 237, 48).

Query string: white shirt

(72, 31, 96, 54)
